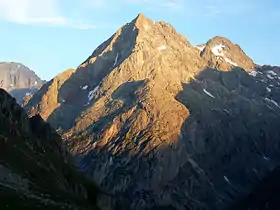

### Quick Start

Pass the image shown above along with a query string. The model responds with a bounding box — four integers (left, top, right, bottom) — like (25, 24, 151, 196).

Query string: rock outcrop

(24, 68, 75, 120)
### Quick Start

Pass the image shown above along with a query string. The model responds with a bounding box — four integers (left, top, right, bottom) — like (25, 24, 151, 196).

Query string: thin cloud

(0, 0, 98, 29)
(0, 0, 60, 23)
(126, 0, 184, 10)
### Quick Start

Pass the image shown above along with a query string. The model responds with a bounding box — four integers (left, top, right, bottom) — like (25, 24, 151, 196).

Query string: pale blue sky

(0, 0, 279, 80)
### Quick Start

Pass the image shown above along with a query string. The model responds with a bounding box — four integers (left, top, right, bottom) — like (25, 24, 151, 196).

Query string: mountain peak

(136, 13, 146, 19)
(203, 36, 255, 70)
(207, 36, 232, 44)
(23, 13, 280, 210)
(0, 62, 44, 103)
(135, 13, 149, 22)
(132, 13, 153, 30)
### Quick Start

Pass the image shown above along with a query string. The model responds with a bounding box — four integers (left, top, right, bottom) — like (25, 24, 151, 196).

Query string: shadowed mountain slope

(0, 89, 113, 209)
(233, 166, 280, 210)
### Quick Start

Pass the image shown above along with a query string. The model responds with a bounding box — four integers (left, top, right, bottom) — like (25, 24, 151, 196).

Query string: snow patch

(88, 86, 99, 100)
(224, 176, 231, 184)
(266, 87, 272, 92)
(195, 45, 205, 52)
(223, 109, 230, 114)
(263, 156, 271, 161)
(85, 86, 100, 106)
(224, 58, 238, 66)
(203, 89, 215, 98)
(211, 44, 238, 66)
(267, 70, 277, 76)
(249, 71, 258, 77)
(113, 53, 119, 67)
(34, 81, 38, 86)
(157, 45, 167, 51)
(265, 98, 280, 108)
(212, 44, 225, 56)
(81, 85, 88, 90)
(25, 92, 31, 96)
(267, 74, 274, 80)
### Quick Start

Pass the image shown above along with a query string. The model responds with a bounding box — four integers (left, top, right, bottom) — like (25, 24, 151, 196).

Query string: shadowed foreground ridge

(0, 88, 112, 210)
(233, 166, 280, 210)
(24, 14, 280, 210)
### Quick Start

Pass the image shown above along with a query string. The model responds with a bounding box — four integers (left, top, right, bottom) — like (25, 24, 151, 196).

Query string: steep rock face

(0, 89, 112, 209)
(25, 14, 280, 210)
(26, 14, 207, 132)
(197, 36, 255, 71)
(24, 68, 75, 120)
(0, 62, 44, 103)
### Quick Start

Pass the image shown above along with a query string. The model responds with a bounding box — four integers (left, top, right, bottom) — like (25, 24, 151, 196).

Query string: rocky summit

(25, 14, 280, 210)
(0, 62, 44, 103)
